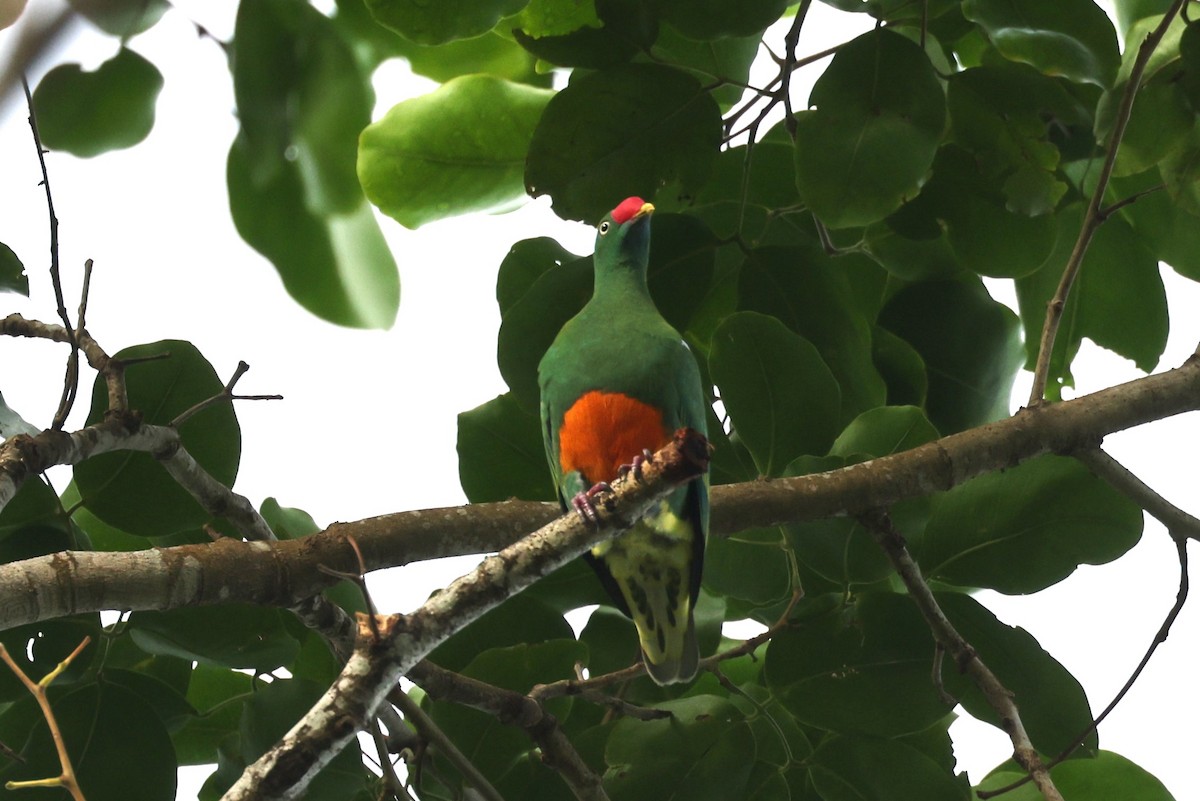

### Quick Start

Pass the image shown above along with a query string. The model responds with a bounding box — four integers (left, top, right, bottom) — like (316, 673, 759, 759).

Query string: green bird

(538, 196, 708, 685)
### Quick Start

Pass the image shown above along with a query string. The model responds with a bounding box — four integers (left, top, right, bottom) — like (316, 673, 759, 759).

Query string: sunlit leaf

(365, 0, 528, 45)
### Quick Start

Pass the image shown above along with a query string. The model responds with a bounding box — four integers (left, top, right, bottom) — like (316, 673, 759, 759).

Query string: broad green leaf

(810, 735, 966, 801)
(0, 395, 38, 449)
(917, 455, 1143, 593)
(0, 682, 176, 801)
(0, 242, 27, 295)
(396, 31, 540, 83)
(523, 554, 613, 612)
(526, 63, 722, 223)
(457, 392, 556, 502)
(260, 497, 320, 539)
(0, 617, 99, 702)
(101, 668, 196, 733)
(67, 0, 168, 35)
(230, 0, 398, 328)
(962, 0, 1120, 87)
(646, 213, 718, 333)
(604, 696, 754, 801)
(794, 29, 945, 229)
(514, 20, 640, 69)
(515, 0, 601, 36)
(496, 237, 579, 316)
(948, 64, 1089, 216)
(497, 254, 592, 411)
(1105, 80, 1195, 177)
(1114, 0, 1174, 38)
(878, 278, 1022, 434)
(829, 405, 939, 460)
(1160, 123, 1200, 216)
(872, 327, 928, 407)
(74, 340, 241, 537)
(32, 48, 162, 158)
(738, 246, 887, 421)
(129, 605, 300, 671)
(655, 0, 786, 39)
(979, 750, 1175, 800)
(691, 139, 799, 241)
(174, 665, 255, 766)
(1113, 169, 1200, 279)
(863, 218, 961, 282)
(709, 312, 841, 475)
(359, 76, 552, 228)
(1015, 206, 1168, 396)
(766, 592, 950, 736)
(703, 525, 792, 606)
(938, 592, 1097, 757)
(365, 0, 528, 45)
(651, 25, 760, 108)
(429, 594, 573, 673)
(239, 679, 374, 799)
(0, 474, 61, 537)
(579, 605, 639, 677)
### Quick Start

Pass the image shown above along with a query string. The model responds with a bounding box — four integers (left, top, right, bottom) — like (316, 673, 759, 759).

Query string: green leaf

(703, 525, 793, 606)
(1015, 205, 1167, 395)
(938, 592, 1097, 757)
(830, 405, 939, 460)
(365, 0, 528, 45)
(458, 392, 557, 502)
(766, 592, 949, 736)
(793, 29, 946, 229)
(709, 312, 841, 475)
(646, 213, 718, 333)
(917, 455, 1143, 593)
(260, 497, 320, 539)
(651, 25, 760, 108)
(878, 278, 1022, 434)
(496, 237, 580, 316)
(0, 474, 62, 537)
(174, 665, 255, 766)
(129, 605, 300, 671)
(526, 63, 722, 223)
(100, 668, 196, 733)
(429, 594, 573, 673)
(979, 750, 1175, 800)
(655, 0, 786, 39)
(0, 682, 176, 801)
(1106, 79, 1195, 177)
(1113, 0, 1174, 39)
(962, 0, 1120, 87)
(738, 245, 887, 421)
(230, 0, 398, 328)
(67, 0, 168, 35)
(0, 242, 27, 296)
(397, 31, 540, 83)
(32, 48, 163, 158)
(0, 617, 99, 703)
(604, 696, 754, 801)
(873, 327, 928, 407)
(1113, 169, 1200, 280)
(74, 340, 241, 537)
(1160, 122, 1200, 216)
(810, 734, 966, 801)
(359, 75, 553, 228)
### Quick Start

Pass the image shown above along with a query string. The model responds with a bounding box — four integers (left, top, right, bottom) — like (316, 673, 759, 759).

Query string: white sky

(1, 1, 1197, 799)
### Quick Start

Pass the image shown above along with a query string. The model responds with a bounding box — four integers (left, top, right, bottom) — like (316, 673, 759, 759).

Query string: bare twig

(1027, 0, 1188, 404)
(389, 688, 505, 801)
(859, 510, 1064, 801)
(1076, 449, 1200, 540)
(369, 720, 416, 801)
(171, 361, 282, 428)
(0, 636, 92, 801)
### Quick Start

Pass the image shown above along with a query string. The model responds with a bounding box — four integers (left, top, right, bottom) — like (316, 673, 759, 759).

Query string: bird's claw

(617, 449, 655, 482)
(571, 481, 612, 525)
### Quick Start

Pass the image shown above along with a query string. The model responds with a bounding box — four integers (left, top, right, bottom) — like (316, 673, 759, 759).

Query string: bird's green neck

(592, 256, 654, 310)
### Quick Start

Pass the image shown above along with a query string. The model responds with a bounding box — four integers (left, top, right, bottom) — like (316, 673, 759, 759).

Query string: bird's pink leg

(571, 482, 612, 524)
(616, 449, 655, 482)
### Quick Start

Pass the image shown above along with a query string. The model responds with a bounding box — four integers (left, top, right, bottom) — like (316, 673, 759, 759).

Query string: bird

(538, 196, 708, 685)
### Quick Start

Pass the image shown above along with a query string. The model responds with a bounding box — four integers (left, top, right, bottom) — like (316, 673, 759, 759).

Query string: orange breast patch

(559, 391, 669, 484)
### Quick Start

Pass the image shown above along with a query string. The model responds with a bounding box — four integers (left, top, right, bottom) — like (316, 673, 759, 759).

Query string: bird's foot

(571, 482, 612, 525)
(616, 449, 655, 482)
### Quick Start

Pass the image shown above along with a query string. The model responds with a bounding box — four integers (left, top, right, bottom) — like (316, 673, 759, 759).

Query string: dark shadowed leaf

(429, 594, 573, 673)
(709, 312, 841, 475)
(497, 237, 582, 316)
(703, 525, 793, 606)
(810, 734, 966, 801)
(173, 665, 254, 766)
(655, 0, 786, 39)
(129, 605, 299, 672)
(917, 455, 1143, 593)
(526, 63, 722, 223)
(651, 25, 760, 108)
(395, 31, 540, 83)
(794, 29, 945, 229)
(873, 327, 928, 407)
(878, 279, 1022, 434)
(766, 592, 950, 736)
(364, 0, 528, 45)
(1113, 169, 1200, 279)
(68, 0, 169, 35)
(938, 592, 1097, 757)
(32, 48, 162, 158)
(0, 616, 99, 703)
(359, 75, 552, 228)
(0, 242, 27, 296)
(458, 392, 557, 502)
(74, 340, 241, 537)
(962, 0, 1120, 87)
(0, 682, 176, 801)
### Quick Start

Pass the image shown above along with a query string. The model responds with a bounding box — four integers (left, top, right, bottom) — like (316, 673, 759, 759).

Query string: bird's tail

(641, 608, 699, 685)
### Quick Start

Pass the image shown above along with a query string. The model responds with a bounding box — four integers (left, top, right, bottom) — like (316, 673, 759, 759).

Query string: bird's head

(594, 196, 654, 271)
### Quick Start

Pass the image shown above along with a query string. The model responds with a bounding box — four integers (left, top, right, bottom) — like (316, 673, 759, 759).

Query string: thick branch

(860, 510, 1064, 801)
(1, 355, 1200, 631)
(220, 431, 711, 801)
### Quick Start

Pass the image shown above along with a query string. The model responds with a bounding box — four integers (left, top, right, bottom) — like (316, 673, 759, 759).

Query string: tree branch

(859, 510, 1064, 801)
(1027, 0, 1187, 404)
(219, 431, 711, 801)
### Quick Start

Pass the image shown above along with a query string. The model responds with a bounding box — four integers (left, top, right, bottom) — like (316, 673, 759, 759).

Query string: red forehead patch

(610, 196, 647, 224)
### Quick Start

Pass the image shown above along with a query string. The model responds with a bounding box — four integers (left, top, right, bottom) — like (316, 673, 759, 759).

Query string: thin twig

(0, 637, 92, 801)
(22, 77, 77, 431)
(859, 510, 1064, 801)
(171, 361, 282, 428)
(1077, 449, 1200, 541)
(1027, 0, 1187, 404)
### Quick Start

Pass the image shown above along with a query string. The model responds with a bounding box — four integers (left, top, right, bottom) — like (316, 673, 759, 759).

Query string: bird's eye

(599, 221, 610, 235)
